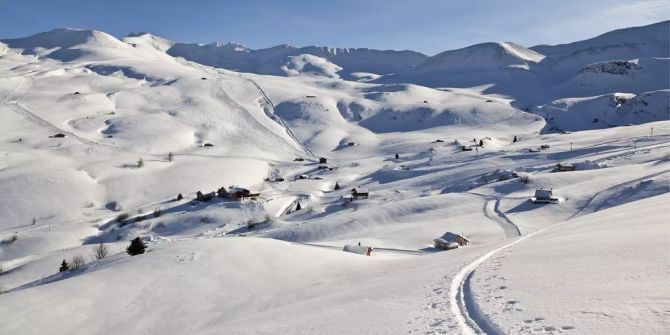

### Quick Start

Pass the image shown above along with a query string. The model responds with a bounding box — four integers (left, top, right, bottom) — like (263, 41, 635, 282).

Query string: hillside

(0, 21, 668, 335)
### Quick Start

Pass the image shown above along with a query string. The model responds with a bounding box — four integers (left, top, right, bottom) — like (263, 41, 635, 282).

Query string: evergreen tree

(167, 152, 174, 162)
(334, 182, 341, 190)
(126, 236, 147, 256)
(479, 139, 484, 146)
(137, 158, 144, 168)
(296, 202, 302, 211)
(59, 259, 69, 272)
(513, 136, 518, 143)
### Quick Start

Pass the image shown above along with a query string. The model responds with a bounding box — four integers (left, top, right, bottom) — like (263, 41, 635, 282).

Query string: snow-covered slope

(472, 193, 670, 334)
(281, 54, 343, 78)
(0, 22, 668, 335)
(532, 20, 669, 63)
(533, 89, 670, 132)
(167, 42, 427, 79)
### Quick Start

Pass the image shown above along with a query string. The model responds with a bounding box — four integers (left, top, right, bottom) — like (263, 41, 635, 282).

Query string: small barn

(434, 232, 469, 250)
(351, 188, 369, 200)
(343, 244, 373, 256)
(555, 162, 576, 172)
(533, 188, 559, 204)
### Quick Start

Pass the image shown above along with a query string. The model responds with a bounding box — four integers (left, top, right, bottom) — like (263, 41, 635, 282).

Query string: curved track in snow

(240, 75, 315, 158)
(449, 229, 541, 334)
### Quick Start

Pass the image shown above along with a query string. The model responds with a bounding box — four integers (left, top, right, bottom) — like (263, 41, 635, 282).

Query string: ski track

(448, 228, 542, 335)
(240, 75, 315, 158)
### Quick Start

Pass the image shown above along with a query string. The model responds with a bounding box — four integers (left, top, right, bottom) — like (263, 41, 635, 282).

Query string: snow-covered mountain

(0, 21, 668, 335)
(167, 41, 428, 79)
(395, 21, 670, 105)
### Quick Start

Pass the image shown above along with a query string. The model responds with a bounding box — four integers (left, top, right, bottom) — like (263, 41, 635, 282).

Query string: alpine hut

(532, 188, 559, 204)
(434, 232, 469, 250)
(555, 162, 576, 172)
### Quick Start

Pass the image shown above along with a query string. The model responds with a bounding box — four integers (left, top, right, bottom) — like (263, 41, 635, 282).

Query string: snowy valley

(0, 20, 668, 335)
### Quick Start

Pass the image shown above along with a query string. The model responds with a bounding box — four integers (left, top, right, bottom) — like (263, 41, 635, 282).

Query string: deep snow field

(0, 21, 668, 335)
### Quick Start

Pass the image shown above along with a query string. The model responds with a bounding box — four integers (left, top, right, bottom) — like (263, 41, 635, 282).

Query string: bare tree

(137, 158, 144, 168)
(93, 243, 109, 260)
(70, 254, 86, 270)
(167, 152, 174, 162)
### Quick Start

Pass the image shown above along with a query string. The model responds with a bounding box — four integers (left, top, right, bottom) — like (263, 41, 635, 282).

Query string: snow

(0, 20, 668, 335)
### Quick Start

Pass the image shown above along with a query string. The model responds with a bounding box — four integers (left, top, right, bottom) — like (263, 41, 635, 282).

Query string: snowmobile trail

(449, 230, 539, 335)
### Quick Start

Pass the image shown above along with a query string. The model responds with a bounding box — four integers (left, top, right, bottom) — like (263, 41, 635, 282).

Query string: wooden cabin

(351, 188, 369, 200)
(343, 244, 373, 256)
(533, 188, 559, 204)
(434, 232, 469, 250)
(555, 162, 576, 172)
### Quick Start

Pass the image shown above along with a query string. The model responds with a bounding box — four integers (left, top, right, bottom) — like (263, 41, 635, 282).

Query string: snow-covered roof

(535, 189, 554, 198)
(343, 244, 372, 255)
(438, 232, 468, 243)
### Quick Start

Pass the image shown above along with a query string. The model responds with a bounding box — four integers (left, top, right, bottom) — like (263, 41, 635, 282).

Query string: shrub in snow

(70, 254, 85, 270)
(126, 237, 147, 256)
(246, 219, 257, 230)
(153, 208, 161, 218)
(106, 201, 121, 211)
(1, 234, 18, 245)
(93, 243, 109, 260)
(116, 213, 129, 222)
(59, 260, 70, 272)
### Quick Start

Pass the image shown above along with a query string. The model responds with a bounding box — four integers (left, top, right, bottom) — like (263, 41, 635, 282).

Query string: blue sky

(0, 0, 667, 55)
